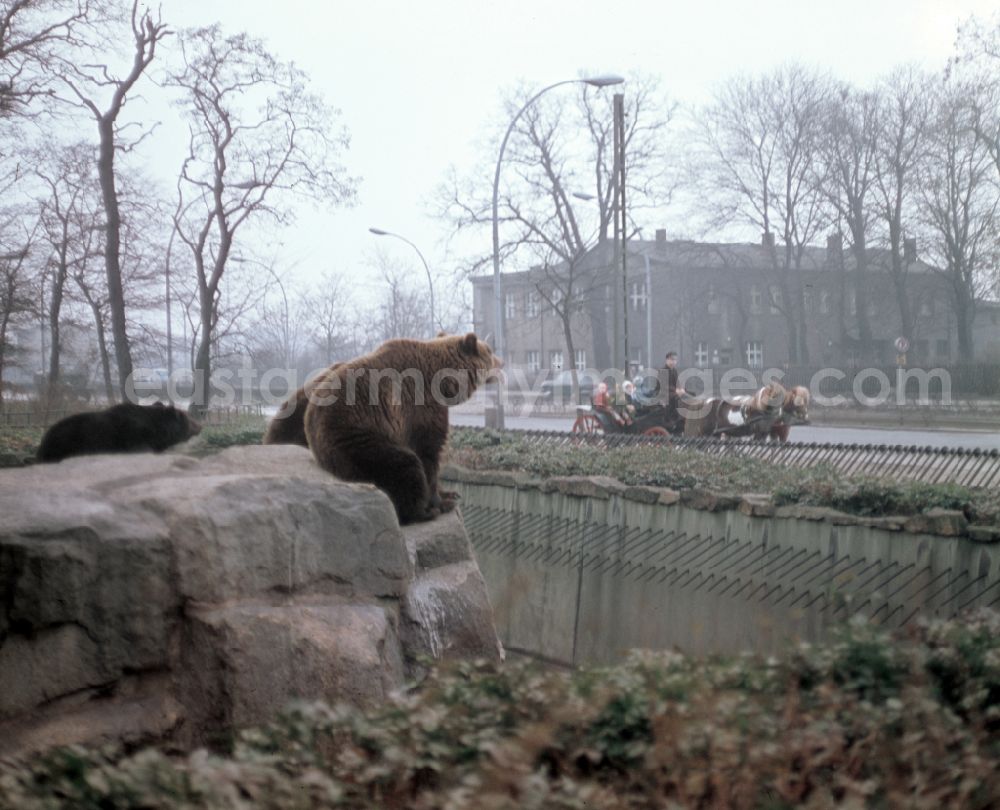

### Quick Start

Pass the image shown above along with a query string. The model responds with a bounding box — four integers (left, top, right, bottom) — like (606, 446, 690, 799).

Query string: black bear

(37, 402, 202, 463)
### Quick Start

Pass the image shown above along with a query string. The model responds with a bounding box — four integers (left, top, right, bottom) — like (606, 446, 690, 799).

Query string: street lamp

(233, 255, 290, 368)
(491, 74, 624, 429)
(369, 227, 436, 337)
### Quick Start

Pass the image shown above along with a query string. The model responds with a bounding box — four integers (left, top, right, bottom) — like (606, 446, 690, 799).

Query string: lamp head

(368, 227, 389, 236)
(582, 75, 625, 88)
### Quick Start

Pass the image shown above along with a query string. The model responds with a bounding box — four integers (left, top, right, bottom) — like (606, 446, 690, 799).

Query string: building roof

(471, 237, 939, 285)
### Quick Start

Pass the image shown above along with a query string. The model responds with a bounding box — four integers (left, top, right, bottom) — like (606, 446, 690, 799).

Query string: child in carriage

(593, 382, 632, 427)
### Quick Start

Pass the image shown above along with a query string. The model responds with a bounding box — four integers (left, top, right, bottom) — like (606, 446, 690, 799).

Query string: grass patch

(446, 427, 1000, 524)
(0, 416, 268, 466)
(3, 612, 999, 808)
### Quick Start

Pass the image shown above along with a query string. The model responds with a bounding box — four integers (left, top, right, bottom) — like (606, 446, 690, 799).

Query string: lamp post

(233, 255, 290, 368)
(369, 227, 436, 337)
(491, 74, 624, 429)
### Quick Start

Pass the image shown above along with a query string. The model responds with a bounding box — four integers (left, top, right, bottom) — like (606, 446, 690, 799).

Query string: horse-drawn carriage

(573, 382, 684, 436)
(571, 381, 810, 441)
(571, 399, 685, 437)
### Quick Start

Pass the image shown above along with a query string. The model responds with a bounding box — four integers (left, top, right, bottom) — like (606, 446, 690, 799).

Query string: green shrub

(4, 613, 1000, 809)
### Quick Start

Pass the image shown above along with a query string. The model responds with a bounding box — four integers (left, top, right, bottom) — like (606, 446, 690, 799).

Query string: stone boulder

(0, 445, 501, 756)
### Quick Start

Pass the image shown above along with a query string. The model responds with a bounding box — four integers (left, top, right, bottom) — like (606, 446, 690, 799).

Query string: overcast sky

(154, 0, 999, 303)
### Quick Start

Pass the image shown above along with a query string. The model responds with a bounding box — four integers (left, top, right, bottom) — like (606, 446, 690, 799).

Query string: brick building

(472, 231, 1000, 376)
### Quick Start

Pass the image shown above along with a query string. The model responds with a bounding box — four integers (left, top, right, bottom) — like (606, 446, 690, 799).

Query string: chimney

(903, 237, 917, 264)
(655, 228, 667, 245)
(761, 231, 775, 250)
(826, 232, 843, 257)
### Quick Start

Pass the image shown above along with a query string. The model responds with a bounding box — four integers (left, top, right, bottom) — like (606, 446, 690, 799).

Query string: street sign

(894, 336, 910, 353)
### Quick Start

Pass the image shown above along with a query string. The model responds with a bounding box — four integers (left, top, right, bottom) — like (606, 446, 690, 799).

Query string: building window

(919, 299, 933, 317)
(549, 350, 563, 370)
(575, 349, 587, 370)
(848, 290, 857, 316)
(550, 288, 563, 313)
(820, 289, 831, 314)
(707, 285, 720, 314)
(694, 341, 709, 367)
(769, 285, 783, 314)
(526, 291, 540, 318)
(629, 281, 647, 311)
(803, 288, 814, 313)
(746, 341, 764, 368)
(867, 298, 877, 318)
(936, 339, 950, 358)
(505, 292, 518, 320)
(525, 350, 540, 371)
(750, 285, 762, 314)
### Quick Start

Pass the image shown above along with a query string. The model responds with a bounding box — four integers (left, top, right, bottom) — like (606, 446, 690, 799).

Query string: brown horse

(764, 385, 810, 442)
(684, 382, 787, 439)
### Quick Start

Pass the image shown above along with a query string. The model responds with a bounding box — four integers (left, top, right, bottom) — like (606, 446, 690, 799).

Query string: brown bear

(37, 402, 202, 462)
(303, 333, 501, 524)
(262, 365, 344, 448)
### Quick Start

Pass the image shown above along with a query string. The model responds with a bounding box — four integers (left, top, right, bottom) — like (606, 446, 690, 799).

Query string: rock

(181, 602, 406, 739)
(402, 562, 504, 663)
(774, 505, 841, 522)
(904, 508, 969, 537)
(968, 525, 1000, 544)
(0, 446, 501, 756)
(863, 516, 906, 532)
(622, 485, 663, 505)
(680, 489, 740, 512)
(540, 476, 627, 499)
(406, 511, 475, 570)
(739, 494, 775, 517)
(658, 488, 681, 505)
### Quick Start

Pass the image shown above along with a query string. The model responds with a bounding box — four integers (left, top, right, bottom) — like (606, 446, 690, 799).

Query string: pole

(369, 229, 436, 336)
(611, 98, 621, 374)
(492, 76, 625, 428)
(165, 228, 175, 379)
(493, 80, 583, 430)
(615, 93, 629, 375)
(643, 251, 652, 369)
(401, 238, 435, 337)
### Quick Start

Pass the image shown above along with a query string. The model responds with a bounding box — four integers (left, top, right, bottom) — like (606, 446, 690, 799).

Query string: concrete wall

(446, 468, 1000, 666)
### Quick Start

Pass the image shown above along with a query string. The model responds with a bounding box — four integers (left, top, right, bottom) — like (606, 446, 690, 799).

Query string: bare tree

(0, 205, 39, 403)
(304, 269, 352, 366)
(168, 25, 356, 414)
(871, 67, 933, 343)
(440, 74, 676, 370)
(816, 85, 880, 361)
(919, 80, 999, 361)
(0, 0, 98, 117)
(693, 65, 831, 363)
(370, 252, 431, 347)
(54, 0, 169, 395)
(33, 141, 99, 398)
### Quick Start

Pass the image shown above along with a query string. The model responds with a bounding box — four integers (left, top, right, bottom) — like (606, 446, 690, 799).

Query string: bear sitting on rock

(304, 333, 501, 524)
(37, 402, 202, 463)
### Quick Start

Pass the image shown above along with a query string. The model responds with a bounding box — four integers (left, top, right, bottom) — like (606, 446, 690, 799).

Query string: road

(450, 413, 1000, 450)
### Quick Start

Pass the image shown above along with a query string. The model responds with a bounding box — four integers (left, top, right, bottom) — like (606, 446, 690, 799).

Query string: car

(539, 369, 598, 403)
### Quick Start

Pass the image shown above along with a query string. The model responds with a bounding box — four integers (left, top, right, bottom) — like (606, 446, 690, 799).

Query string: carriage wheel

(642, 426, 670, 438)
(572, 413, 604, 436)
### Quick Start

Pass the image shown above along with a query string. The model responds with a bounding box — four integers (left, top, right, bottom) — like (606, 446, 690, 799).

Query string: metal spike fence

(459, 427, 1000, 488)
